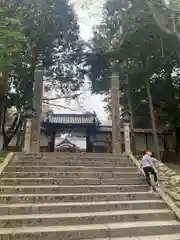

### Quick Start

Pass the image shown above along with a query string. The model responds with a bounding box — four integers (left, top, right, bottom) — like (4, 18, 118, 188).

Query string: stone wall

(152, 159, 180, 203)
(135, 155, 180, 203)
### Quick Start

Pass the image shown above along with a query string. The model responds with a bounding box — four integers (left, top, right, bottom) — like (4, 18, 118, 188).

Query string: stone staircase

(0, 152, 180, 239)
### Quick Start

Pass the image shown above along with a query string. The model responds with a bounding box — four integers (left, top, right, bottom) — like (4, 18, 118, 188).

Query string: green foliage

(0, 150, 8, 163)
(169, 0, 180, 9)
(87, 0, 180, 130)
(0, 0, 83, 149)
(86, 0, 180, 156)
(19, 0, 79, 66)
(0, 0, 83, 109)
(0, 2, 25, 71)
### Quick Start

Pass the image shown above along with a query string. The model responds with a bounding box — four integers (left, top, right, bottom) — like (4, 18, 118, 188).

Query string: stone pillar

(111, 69, 121, 154)
(52, 132, 55, 152)
(124, 122, 131, 154)
(0, 74, 6, 151)
(86, 132, 90, 152)
(0, 119, 3, 150)
(23, 118, 33, 152)
(31, 69, 44, 152)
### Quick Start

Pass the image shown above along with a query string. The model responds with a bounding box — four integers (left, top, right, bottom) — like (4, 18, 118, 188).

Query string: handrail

(0, 152, 14, 175)
(128, 153, 180, 221)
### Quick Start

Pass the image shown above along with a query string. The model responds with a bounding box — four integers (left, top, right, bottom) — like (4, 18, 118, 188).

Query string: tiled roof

(97, 126, 164, 133)
(55, 137, 86, 150)
(44, 113, 99, 125)
(56, 138, 75, 148)
(42, 113, 167, 133)
(97, 126, 112, 132)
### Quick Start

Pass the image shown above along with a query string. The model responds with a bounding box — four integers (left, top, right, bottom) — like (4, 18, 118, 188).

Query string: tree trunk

(20, 119, 26, 150)
(2, 136, 9, 150)
(2, 105, 7, 150)
(111, 64, 122, 154)
(2, 108, 23, 150)
(166, 69, 178, 157)
(0, 73, 7, 151)
(0, 98, 5, 150)
(126, 69, 136, 153)
(145, 76, 161, 160)
(174, 124, 180, 159)
(31, 69, 44, 152)
(0, 98, 4, 127)
(16, 124, 23, 148)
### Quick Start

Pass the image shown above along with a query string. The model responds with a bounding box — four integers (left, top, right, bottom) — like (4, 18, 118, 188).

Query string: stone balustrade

(151, 159, 180, 203)
(135, 155, 180, 203)
(134, 154, 180, 208)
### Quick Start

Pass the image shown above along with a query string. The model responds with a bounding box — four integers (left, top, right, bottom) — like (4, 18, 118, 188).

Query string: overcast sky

(75, 0, 107, 121)
(74, 0, 107, 121)
(50, 0, 108, 121)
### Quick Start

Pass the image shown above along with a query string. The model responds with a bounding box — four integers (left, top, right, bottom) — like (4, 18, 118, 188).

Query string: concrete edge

(0, 152, 15, 175)
(128, 153, 180, 221)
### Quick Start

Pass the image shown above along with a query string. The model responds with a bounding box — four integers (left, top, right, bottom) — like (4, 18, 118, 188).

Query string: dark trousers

(143, 166, 157, 186)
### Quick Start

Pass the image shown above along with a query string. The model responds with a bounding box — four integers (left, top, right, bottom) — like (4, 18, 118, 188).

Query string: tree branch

(6, 115, 18, 135)
(42, 101, 76, 111)
(42, 93, 80, 101)
(7, 114, 22, 141)
(42, 96, 75, 101)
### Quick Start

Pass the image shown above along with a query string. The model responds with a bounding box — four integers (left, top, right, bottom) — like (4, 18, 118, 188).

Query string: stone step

(0, 177, 145, 185)
(5, 166, 139, 173)
(2, 171, 141, 178)
(17, 153, 128, 159)
(0, 192, 158, 204)
(10, 161, 134, 167)
(86, 235, 180, 240)
(1, 221, 180, 239)
(0, 185, 148, 194)
(0, 209, 174, 228)
(17, 156, 128, 161)
(14, 153, 129, 158)
(16, 157, 130, 162)
(0, 200, 167, 215)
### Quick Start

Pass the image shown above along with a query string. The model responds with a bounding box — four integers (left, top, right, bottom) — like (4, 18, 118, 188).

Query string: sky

(73, 0, 107, 122)
(50, 0, 108, 122)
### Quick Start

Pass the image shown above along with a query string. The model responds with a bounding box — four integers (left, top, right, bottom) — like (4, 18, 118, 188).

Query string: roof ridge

(44, 113, 99, 125)
(50, 113, 95, 116)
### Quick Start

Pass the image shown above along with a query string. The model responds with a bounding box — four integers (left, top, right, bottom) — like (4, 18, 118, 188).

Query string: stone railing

(153, 159, 180, 204)
(133, 154, 180, 204)
(129, 153, 180, 219)
(0, 152, 14, 175)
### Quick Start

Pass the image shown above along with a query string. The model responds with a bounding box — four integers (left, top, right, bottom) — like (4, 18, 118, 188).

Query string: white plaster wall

(9, 136, 17, 146)
(166, 134, 174, 149)
(94, 133, 164, 152)
(40, 133, 49, 146)
(159, 137, 164, 150)
(147, 135, 153, 150)
(95, 134, 111, 142)
(134, 134, 147, 151)
(147, 135, 164, 150)
(4, 130, 165, 152)
(56, 129, 86, 137)
(8, 133, 49, 147)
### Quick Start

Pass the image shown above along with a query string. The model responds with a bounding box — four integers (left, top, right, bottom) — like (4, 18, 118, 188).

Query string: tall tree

(0, 1, 25, 149)
(85, 0, 180, 158)
(17, 0, 82, 105)
(0, 0, 83, 149)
